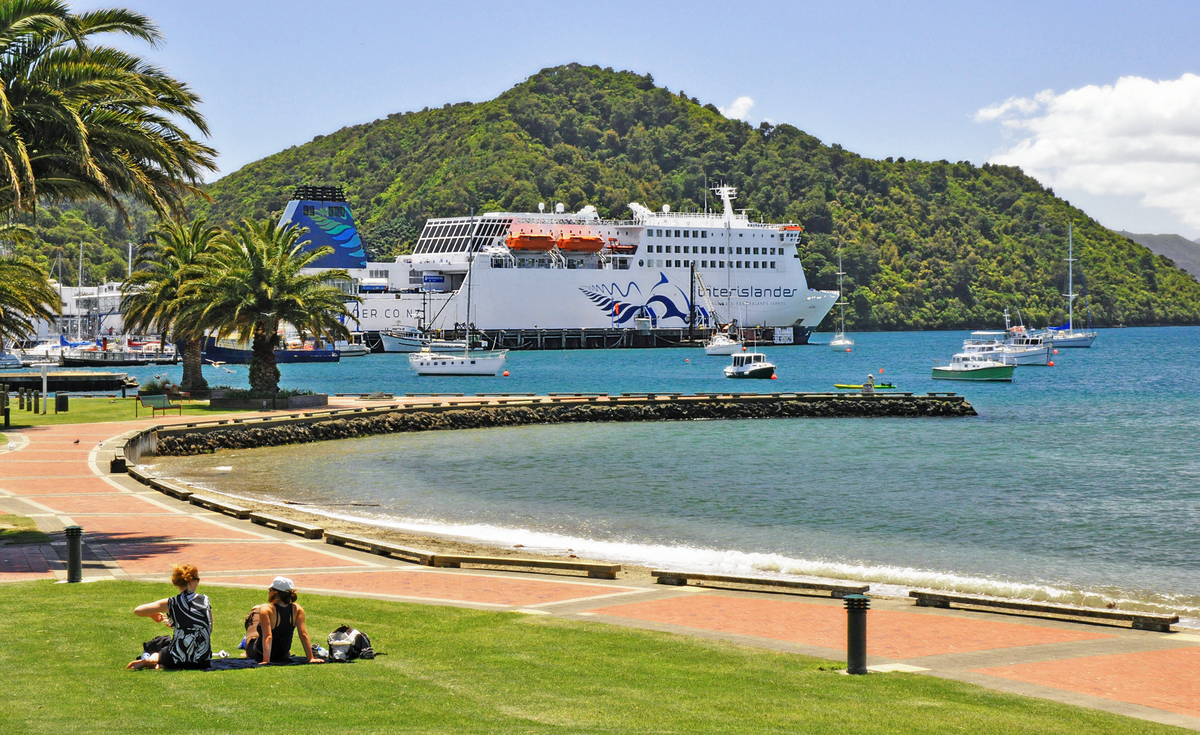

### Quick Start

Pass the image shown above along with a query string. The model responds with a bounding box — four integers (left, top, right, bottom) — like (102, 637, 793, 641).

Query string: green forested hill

(25, 63, 1200, 329)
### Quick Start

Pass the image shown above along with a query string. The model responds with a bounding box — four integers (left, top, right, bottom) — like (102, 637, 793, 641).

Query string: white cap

(269, 576, 294, 592)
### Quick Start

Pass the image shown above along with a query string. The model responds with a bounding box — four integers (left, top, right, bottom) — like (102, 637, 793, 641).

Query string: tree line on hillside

(194, 63, 1200, 330)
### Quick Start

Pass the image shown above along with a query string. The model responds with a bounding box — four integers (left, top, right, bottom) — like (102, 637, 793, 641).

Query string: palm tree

(0, 254, 59, 352)
(120, 218, 220, 391)
(0, 1, 216, 217)
(0, 1, 215, 352)
(185, 219, 359, 394)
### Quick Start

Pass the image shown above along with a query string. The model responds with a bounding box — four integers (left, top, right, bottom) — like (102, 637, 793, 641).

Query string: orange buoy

(879, 368, 884, 374)
(502, 370, 510, 376)
(770, 374, 778, 379)
(1048, 361, 1054, 367)
(685, 359, 690, 363)
(1053, 349, 1059, 354)
(846, 348, 851, 353)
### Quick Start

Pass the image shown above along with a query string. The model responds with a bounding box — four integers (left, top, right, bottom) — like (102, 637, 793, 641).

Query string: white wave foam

(294, 507, 1200, 625)
(143, 469, 1200, 629)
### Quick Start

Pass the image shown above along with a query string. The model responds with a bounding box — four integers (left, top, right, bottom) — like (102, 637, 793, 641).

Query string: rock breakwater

(156, 396, 975, 456)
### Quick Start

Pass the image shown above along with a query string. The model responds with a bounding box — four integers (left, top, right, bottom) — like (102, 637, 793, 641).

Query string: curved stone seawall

(156, 396, 976, 457)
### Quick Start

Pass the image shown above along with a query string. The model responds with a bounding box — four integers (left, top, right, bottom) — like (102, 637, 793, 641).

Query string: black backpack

(328, 625, 374, 661)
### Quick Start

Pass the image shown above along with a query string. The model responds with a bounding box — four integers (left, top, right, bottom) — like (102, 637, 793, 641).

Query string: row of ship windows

(640, 259, 777, 270)
(649, 245, 784, 256)
(646, 229, 778, 239)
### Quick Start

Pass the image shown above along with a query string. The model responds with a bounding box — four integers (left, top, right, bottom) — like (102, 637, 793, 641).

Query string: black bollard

(18, 388, 24, 411)
(844, 594, 870, 674)
(65, 525, 83, 583)
(33, 390, 39, 414)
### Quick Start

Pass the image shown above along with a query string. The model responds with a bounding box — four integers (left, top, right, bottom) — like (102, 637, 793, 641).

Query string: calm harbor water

(142, 327, 1200, 620)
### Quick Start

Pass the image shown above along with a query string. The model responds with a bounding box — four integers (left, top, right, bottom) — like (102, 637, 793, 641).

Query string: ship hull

(344, 265, 837, 341)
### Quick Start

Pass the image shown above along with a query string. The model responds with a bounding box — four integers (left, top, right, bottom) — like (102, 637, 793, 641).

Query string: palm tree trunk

(179, 338, 208, 391)
(248, 326, 280, 394)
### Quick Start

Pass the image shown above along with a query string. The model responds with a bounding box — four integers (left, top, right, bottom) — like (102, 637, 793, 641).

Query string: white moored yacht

(963, 309, 1050, 366)
(379, 326, 481, 353)
(829, 245, 853, 351)
(703, 330, 743, 355)
(410, 213, 509, 377)
(1038, 224, 1097, 348)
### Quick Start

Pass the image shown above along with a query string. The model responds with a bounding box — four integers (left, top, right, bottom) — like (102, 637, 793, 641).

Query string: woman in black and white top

(127, 564, 213, 670)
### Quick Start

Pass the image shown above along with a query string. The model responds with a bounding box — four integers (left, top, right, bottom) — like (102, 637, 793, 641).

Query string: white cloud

(719, 96, 755, 120)
(977, 73, 1200, 230)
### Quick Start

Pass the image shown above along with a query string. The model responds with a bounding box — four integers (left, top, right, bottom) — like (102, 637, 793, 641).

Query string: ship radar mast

(712, 185, 737, 221)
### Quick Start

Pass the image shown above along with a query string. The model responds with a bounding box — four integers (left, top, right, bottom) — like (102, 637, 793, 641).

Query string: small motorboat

(834, 383, 896, 390)
(409, 348, 508, 376)
(932, 353, 1015, 381)
(724, 351, 776, 379)
(703, 331, 743, 355)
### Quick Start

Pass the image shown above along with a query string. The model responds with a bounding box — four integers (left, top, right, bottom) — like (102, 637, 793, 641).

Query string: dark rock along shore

(156, 398, 976, 456)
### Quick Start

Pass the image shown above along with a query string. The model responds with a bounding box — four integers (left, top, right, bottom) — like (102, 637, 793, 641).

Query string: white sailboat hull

(380, 332, 472, 353)
(409, 351, 507, 376)
(1048, 332, 1096, 348)
(1001, 346, 1051, 366)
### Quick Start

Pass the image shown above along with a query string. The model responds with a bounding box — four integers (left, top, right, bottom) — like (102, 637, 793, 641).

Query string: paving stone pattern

(1, 402, 1198, 731)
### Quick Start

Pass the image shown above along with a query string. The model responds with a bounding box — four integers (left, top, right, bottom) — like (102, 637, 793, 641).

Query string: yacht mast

(837, 245, 846, 334)
(1066, 223, 1075, 332)
(464, 208, 476, 357)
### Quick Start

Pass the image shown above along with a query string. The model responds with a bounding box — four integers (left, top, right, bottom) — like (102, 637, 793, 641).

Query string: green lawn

(0, 581, 1184, 735)
(5, 397, 246, 427)
(0, 514, 49, 545)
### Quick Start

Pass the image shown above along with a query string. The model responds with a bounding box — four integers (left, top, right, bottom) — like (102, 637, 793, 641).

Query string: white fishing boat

(410, 212, 508, 377)
(379, 326, 480, 353)
(703, 331, 742, 355)
(1039, 224, 1098, 349)
(829, 245, 853, 351)
(723, 351, 776, 379)
(332, 333, 371, 357)
(932, 353, 1015, 381)
(963, 309, 1050, 366)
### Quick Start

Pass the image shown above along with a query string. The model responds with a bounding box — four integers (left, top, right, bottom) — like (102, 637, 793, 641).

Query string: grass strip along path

(0, 580, 1187, 735)
(5, 397, 245, 428)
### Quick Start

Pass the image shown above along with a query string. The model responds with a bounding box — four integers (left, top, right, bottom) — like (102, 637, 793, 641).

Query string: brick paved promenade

(2, 398, 1198, 730)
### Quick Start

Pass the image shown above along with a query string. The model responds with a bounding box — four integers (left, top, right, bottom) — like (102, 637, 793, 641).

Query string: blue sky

(78, 0, 1200, 235)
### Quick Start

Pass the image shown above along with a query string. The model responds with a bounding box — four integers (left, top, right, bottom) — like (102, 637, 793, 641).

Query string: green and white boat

(931, 353, 1014, 381)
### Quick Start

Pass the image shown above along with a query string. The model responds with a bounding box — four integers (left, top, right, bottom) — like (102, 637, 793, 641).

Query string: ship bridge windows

(303, 205, 315, 216)
(413, 216, 513, 255)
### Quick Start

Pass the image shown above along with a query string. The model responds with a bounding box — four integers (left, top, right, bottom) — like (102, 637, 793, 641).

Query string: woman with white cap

(247, 576, 324, 664)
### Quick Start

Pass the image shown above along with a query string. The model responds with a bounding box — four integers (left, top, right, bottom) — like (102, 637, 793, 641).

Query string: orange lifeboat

(505, 232, 557, 251)
(555, 234, 605, 253)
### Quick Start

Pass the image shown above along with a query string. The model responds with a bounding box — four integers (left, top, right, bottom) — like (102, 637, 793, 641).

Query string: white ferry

(283, 185, 839, 344)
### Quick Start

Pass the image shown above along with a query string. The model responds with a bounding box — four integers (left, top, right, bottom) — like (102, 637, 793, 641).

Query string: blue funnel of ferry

(277, 184, 367, 269)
